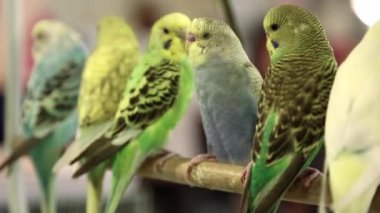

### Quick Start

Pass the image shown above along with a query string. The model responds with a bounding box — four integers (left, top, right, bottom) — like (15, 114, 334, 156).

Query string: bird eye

(202, 32, 211, 39)
(36, 32, 47, 41)
(271, 40, 279, 49)
(163, 28, 169, 34)
(270, 24, 279, 31)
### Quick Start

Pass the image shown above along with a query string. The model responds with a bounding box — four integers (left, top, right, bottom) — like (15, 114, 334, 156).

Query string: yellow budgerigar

(54, 16, 140, 213)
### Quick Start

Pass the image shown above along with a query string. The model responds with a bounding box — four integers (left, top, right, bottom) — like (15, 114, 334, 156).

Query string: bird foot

(150, 150, 179, 173)
(298, 167, 322, 189)
(240, 161, 253, 185)
(185, 154, 217, 184)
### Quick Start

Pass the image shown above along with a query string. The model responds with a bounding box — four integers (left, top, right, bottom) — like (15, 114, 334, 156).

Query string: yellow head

(97, 16, 136, 46)
(148, 13, 191, 56)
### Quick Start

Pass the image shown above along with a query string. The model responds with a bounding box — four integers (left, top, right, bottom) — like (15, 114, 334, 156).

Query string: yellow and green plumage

(61, 13, 193, 213)
(242, 4, 337, 212)
(53, 16, 140, 213)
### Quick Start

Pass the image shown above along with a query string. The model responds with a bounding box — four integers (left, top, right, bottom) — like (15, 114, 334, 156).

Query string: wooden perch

(138, 155, 380, 211)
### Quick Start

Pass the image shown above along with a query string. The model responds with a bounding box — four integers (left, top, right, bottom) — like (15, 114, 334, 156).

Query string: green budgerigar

(321, 20, 380, 213)
(58, 13, 193, 213)
(242, 4, 337, 212)
(0, 20, 87, 213)
(54, 16, 140, 213)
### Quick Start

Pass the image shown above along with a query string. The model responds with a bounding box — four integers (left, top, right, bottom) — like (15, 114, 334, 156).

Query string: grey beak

(176, 29, 187, 40)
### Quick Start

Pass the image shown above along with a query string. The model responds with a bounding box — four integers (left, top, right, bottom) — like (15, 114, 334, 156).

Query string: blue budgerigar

(186, 18, 263, 170)
(0, 20, 87, 213)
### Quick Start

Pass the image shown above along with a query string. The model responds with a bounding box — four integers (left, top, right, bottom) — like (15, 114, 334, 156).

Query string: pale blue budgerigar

(0, 20, 87, 213)
(186, 18, 263, 171)
(321, 20, 380, 213)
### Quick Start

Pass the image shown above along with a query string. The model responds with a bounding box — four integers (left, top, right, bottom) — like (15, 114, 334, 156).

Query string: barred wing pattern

(22, 59, 83, 138)
(252, 55, 337, 164)
(71, 58, 181, 176)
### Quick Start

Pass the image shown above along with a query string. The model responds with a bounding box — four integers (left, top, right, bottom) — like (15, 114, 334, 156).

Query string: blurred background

(0, 0, 378, 212)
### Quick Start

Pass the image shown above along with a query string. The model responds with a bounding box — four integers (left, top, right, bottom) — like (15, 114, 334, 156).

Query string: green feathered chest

(253, 54, 337, 164)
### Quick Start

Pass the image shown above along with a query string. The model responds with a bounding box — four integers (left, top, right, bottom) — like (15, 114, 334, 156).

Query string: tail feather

(39, 175, 56, 213)
(69, 136, 109, 165)
(70, 128, 139, 165)
(53, 139, 81, 172)
(72, 143, 120, 178)
(31, 152, 57, 213)
(249, 136, 323, 212)
(105, 140, 143, 213)
(72, 128, 141, 178)
(86, 164, 106, 213)
(53, 121, 112, 173)
(0, 138, 39, 171)
(318, 158, 330, 213)
(250, 154, 305, 212)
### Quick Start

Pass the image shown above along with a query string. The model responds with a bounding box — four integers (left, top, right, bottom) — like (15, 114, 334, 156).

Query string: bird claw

(184, 154, 217, 184)
(150, 150, 178, 173)
(298, 167, 322, 189)
(240, 161, 253, 185)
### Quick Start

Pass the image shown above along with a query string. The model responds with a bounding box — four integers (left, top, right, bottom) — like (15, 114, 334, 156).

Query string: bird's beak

(185, 32, 196, 54)
(176, 29, 187, 41)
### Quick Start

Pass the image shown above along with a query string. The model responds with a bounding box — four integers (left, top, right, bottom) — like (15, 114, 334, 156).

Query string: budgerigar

(321, 20, 380, 213)
(0, 20, 87, 213)
(186, 18, 262, 170)
(54, 16, 140, 213)
(242, 5, 337, 212)
(58, 13, 193, 213)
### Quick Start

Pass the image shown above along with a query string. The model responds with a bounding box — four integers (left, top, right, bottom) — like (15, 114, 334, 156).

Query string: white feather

(323, 20, 380, 213)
